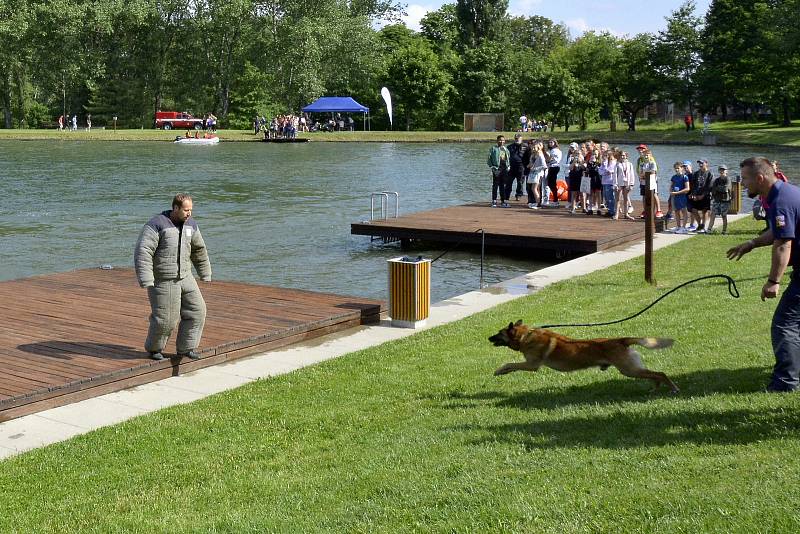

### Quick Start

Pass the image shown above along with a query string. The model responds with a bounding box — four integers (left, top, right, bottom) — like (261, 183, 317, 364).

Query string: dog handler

(727, 157, 800, 392)
(134, 193, 212, 361)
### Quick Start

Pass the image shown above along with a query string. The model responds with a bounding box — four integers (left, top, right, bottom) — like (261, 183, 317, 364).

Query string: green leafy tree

(322, 15, 385, 111)
(611, 34, 664, 131)
(452, 41, 514, 122)
(516, 57, 589, 132)
(226, 61, 275, 129)
(765, 0, 800, 125)
(562, 31, 622, 130)
(455, 0, 508, 48)
(0, 0, 31, 127)
(503, 15, 569, 51)
(420, 3, 460, 49)
(191, 0, 256, 121)
(385, 38, 451, 130)
(695, 0, 742, 120)
(653, 1, 702, 117)
(700, 0, 799, 125)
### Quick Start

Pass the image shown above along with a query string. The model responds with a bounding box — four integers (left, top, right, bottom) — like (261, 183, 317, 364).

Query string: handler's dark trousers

(492, 168, 510, 201)
(509, 163, 526, 198)
(769, 275, 800, 391)
(546, 167, 560, 202)
(145, 276, 206, 354)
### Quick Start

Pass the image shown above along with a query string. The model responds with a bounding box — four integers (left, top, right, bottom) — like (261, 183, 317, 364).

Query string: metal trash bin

(388, 256, 431, 328)
(730, 176, 742, 214)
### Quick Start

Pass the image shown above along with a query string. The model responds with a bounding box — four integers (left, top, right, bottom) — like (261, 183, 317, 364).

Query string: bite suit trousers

(145, 275, 206, 354)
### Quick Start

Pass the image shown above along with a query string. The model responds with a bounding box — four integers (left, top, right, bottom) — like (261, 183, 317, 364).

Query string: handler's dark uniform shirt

(766, 180, 800, 272)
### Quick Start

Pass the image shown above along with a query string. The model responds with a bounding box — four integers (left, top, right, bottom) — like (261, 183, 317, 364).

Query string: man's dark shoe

(149, 351, 165, 361)
(179, 350, 201, 361)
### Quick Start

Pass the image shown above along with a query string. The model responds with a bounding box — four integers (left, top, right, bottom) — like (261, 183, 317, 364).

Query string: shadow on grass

(441, 366, 770, 411)
(453, 404, 799, 449)
(440, 367, 794, 449)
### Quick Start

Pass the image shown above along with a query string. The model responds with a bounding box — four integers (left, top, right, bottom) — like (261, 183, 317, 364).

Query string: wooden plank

(0, 315, 364, 421)
(351, 199, 661, 255)
(0, 269, 385, 421)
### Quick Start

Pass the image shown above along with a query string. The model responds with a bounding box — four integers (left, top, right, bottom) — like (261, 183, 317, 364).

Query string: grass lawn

(1, 217, 799, 532)
(1, 120, 799, 147)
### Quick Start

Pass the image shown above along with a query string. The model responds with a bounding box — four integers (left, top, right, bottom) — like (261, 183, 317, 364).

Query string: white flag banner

(380, 87, 392, 128)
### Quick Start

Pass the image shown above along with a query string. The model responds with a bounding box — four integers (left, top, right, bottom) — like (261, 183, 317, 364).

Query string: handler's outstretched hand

(726, 240, 754, 261)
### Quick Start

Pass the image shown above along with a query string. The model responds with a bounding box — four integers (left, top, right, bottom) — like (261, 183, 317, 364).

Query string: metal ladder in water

(370, 192, 399, 243)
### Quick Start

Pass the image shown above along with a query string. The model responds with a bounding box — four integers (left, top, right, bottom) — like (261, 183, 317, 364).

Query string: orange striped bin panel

(387, 257, 431, 328)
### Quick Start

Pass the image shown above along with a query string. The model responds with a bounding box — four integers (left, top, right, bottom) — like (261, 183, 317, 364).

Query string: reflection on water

(0, 140, 797, 301)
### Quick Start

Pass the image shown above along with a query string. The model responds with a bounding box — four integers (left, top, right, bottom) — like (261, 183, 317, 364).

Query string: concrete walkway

(0, 219, 746, 460)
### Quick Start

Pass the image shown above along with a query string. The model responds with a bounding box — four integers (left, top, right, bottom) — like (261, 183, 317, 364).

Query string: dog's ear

(507, 321, 514, 330)
(515, 319, 523, 326)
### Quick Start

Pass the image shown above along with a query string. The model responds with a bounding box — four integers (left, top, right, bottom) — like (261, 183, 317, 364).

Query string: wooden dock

(351, 198, 663, 256)
(0, 269, 383, 422)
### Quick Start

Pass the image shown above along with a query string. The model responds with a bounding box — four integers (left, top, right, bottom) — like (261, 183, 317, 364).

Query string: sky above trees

(402, 0, 712, 35)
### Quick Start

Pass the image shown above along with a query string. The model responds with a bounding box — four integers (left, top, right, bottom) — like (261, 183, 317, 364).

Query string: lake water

(1, 140, 797, 302)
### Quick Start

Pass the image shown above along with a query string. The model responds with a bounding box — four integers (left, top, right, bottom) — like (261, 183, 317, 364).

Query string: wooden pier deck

(351, 198, 663, 255)
(0, 269, 383, 422)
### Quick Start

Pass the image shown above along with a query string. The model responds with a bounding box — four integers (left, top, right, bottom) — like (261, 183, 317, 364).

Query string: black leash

(537, 274, 740, 329)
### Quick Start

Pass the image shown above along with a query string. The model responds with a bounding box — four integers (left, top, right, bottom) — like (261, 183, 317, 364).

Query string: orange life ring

(551, 179, 569, 201)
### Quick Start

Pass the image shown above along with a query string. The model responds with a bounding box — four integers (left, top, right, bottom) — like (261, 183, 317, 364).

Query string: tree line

(0, 0, 798, 131)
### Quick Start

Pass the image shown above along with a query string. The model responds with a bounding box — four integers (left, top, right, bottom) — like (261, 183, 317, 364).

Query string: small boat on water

(174, 136, 220, 145)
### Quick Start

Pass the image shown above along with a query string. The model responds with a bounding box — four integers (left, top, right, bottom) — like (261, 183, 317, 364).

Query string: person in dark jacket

(134, 193, 212, 361)
(688, 159, 713, 233)
(507, 133, 529, 201)
(487, 135, 511, 207)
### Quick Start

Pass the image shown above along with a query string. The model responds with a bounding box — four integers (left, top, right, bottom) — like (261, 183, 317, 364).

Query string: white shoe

(627, 205, 634, 214)
(675, 227, 689, 234)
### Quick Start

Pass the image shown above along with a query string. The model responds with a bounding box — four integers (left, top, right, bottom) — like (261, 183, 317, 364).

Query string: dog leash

(536, 274, 740, 329)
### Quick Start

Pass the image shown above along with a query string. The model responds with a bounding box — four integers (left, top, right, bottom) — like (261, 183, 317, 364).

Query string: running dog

(489, 320, 679, 393)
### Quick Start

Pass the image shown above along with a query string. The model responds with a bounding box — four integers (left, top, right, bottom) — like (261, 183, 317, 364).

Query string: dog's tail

(623, 337, 674, 350)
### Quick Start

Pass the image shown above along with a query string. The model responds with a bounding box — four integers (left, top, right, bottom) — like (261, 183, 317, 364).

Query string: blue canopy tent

(301, 96, 370, 131)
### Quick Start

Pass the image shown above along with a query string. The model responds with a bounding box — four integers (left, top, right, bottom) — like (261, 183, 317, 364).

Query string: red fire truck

(155, 111, 204, 130)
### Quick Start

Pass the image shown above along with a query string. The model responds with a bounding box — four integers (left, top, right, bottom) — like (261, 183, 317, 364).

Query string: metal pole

(644, 174, 655, 285)
(480, 229, 485, 288)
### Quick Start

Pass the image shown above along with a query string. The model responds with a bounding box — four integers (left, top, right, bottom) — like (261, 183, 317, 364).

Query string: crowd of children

(486, 135, 782, 236)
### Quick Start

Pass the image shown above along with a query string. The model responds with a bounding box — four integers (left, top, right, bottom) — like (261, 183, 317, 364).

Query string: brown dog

(489, 320, 679, 393)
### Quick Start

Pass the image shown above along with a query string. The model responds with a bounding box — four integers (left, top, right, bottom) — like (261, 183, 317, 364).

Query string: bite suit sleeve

(134, 224, 159, 288)
(191, 228, 212, 281)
